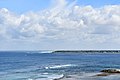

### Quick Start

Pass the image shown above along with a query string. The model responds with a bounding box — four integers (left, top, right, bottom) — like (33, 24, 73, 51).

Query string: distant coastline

(0, 50, 120, 54)
(52, 50, 120, 54)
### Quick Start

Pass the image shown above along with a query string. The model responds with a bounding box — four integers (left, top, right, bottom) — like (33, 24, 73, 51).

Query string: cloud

(0, 0, 120, 46)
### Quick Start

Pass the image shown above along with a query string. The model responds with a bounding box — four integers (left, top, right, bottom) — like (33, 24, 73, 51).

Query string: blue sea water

(0, 51, 120, 80)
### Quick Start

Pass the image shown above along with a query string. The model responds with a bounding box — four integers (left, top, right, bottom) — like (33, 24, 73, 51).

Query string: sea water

(0, 51, 120, 80)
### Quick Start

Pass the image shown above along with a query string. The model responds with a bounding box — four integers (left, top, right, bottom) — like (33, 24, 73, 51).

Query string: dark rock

(101, 69, 120, 73)
(94, 69, 120, 77)
(96, 73, 110, 76)
(65, 75, 72, 78)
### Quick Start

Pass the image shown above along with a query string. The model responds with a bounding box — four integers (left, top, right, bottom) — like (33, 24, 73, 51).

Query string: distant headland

(52, 50, 120, 53)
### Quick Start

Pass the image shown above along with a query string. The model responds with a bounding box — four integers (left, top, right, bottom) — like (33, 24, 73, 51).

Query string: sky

(0, 0, 120, 50)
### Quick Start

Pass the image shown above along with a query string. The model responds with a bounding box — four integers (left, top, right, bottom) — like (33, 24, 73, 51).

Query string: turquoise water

(0, 51, 120, 80)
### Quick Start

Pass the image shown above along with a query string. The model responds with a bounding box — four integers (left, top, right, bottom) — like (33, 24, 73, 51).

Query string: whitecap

(45, 64, 75, 69)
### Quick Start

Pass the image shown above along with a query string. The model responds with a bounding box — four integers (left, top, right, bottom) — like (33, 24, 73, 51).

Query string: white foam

(115, 69, 120, 72)
(28, 79, 33, 80)
(35, 74, 64, 80)
(0, 72, 64, 80)
(48, 74, 64, 80)
(45, 64, 75, 69)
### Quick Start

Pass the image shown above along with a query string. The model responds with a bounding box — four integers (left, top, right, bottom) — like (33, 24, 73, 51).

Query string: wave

(0, 71, 64, 80)
(45, 64, 76, 69)
(24, 74, 64, 80)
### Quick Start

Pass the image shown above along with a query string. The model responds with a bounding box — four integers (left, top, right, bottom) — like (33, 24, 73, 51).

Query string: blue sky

(0, 0, 119, 13)
(0, 0, 51, 13)
(0, 0, 120, 50)
(77, 0, 120, 7)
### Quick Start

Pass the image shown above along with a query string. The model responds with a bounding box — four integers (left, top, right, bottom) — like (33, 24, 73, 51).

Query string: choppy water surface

(0, 51, 120, 80)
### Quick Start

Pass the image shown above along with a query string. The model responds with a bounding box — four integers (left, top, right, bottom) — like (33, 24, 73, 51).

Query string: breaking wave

(45, 64, 76, 69)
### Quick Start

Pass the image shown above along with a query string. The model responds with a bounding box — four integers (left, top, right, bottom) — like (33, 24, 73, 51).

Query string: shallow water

(0, 51, 120, 80)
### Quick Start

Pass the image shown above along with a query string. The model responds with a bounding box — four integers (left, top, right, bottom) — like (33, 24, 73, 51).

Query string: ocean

(0, 51, 120, 80)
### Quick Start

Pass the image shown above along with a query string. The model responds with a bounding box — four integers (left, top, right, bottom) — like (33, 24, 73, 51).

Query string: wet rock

(65, 75, 72, 78)
(96, 73, 110, 76)
(94, 69, 120, 77)
(101, 69, 120, 73)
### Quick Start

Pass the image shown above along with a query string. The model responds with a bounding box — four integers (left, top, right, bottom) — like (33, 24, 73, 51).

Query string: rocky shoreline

(95, 69, 120, 77)
(53, 69, 120, 80)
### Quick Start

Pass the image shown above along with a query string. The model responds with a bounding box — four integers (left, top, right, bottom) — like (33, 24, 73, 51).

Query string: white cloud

(0, 0, 120, 46)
